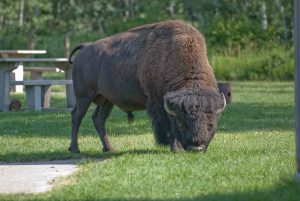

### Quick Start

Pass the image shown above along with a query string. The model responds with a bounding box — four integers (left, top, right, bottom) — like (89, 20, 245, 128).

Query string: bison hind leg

(92, 101, 115, 152)
(69, 94, 94, 153)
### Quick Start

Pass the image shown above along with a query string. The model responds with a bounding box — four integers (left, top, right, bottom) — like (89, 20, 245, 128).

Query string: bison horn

(164, 98, 176, 116)
(216, 93, 226, 113)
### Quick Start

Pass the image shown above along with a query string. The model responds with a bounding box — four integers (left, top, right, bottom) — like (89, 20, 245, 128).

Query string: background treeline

(0, 0, 294, 80)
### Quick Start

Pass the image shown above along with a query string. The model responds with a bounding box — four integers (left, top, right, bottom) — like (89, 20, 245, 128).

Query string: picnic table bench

(24, 67, 62, 80)
(10, 80, 73, 111)
(0, 58, 75, 111)
(0, 50, 47, 93)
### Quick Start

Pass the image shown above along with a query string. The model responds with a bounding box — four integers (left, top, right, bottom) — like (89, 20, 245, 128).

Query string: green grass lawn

(0, 81, 299, 201)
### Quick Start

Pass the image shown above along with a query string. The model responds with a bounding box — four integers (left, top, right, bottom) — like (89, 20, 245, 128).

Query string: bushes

(211, 46, 294, 81)
(36, 35, 294, 81)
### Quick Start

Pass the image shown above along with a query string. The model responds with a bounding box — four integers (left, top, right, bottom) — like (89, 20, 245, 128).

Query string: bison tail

(68, 42, 91, 64)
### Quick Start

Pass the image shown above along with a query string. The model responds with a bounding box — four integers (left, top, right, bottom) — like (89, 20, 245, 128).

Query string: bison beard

(68, 20, 226, 153)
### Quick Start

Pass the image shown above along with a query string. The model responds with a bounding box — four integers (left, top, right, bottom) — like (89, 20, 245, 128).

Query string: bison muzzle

(68, 20, 226, 153)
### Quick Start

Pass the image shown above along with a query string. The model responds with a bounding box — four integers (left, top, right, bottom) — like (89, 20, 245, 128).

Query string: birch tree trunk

(260, 1, 268, 31)
(19, 0, 25, 27)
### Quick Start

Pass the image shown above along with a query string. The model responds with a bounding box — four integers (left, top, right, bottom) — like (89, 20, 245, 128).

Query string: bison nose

(187, 145, 206, 152)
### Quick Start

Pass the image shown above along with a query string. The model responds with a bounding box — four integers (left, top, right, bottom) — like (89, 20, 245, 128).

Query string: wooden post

(294, 0, 300, 182)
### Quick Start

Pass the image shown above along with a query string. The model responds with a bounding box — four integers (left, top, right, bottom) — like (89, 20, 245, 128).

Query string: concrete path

(0, 159, 78, 194)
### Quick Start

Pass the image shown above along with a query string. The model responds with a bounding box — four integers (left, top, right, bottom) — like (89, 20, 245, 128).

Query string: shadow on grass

(0, 101, 294, 139)
(219, 102, 294, 133)
(81, 101, 295, 135)
(69, 180, 300, 201)
(0, 148, 171, 163)
(0, 150, 74, 163)
(1, 170, 299, 201)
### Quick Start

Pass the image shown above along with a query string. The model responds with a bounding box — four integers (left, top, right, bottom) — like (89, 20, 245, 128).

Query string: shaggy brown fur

(68, 21, 225, 153)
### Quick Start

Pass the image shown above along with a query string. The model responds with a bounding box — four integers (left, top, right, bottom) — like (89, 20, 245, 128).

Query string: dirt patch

(0, 159, 78, 194)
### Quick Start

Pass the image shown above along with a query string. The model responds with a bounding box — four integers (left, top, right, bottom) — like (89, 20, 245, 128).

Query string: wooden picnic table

(0, 50, 47, 93)
(24, 67, 61, 80)
(0, 57, 74, 111)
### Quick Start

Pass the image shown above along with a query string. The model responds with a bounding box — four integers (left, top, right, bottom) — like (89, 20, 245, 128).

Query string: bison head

(164, 89, 226, 152)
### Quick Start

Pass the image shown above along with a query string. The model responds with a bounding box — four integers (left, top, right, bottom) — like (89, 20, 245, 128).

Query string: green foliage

(0, 0, 293, 48)
(211, 46, 294, 80)
(0, 0, 295, 80)
(0, 82, 299, 200)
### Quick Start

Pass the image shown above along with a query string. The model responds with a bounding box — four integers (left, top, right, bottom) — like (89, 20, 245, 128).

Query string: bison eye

(207, 124, 213, 131)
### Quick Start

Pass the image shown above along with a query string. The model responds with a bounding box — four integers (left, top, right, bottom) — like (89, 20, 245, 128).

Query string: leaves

(0, 1, 294, 56)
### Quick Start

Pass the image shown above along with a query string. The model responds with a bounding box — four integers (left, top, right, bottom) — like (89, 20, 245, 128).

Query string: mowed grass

(0, 82, 299, 200)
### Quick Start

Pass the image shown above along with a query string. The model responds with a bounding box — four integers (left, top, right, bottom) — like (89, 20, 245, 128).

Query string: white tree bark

(19, 0, 25, 27)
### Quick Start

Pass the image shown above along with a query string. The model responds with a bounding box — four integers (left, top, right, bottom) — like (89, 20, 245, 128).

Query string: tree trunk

(97, 17, 106, 35)
(0, 15, 3, 30)
(167, 0, 175, 19)
(64, 33, 70, 58)
(28, 31, 35, 50)
(260, 1, 268, 31)
(277, 0, 288, 47)
(19, 0, 25, 27)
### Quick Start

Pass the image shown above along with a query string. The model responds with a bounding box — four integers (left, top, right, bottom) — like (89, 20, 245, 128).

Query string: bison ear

(215, 93, 226, 113)
(163, 94, 177, 116)
(200, 92, 226, 113)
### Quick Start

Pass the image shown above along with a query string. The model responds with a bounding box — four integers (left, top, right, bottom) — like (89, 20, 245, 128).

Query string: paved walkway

(0, 159, 77, 194)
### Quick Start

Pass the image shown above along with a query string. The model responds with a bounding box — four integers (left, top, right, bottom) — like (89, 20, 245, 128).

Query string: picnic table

(0, 50, 47, 92)
(0, 57, 75, 111)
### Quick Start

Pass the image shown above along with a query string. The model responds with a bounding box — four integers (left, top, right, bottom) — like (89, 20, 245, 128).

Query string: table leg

(65, 67, 76, 108)
(0, 64, 18, 111)
(42, 85, 51, 108)
(26, 85, 42, 111)
(0, 71, 11, 111)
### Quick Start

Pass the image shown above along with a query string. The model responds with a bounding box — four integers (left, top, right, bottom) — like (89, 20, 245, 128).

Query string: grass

(0, 81, 299, 200)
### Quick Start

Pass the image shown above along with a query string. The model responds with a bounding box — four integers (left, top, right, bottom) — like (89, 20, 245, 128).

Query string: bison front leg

(147, 102, 171, 145)
(168, 117, 183, 152)
(170, 135, 183, 152)
(92, 101, 115, 152)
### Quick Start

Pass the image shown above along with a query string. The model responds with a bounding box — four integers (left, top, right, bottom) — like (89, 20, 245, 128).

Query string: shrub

(211, 46, 294, 81)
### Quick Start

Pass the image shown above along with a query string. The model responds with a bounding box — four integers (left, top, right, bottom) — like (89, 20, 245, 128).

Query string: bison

(68, 20, 226, 153)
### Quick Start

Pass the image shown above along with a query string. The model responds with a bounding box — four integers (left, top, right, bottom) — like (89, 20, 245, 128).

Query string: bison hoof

(171, 147, 182, 153)
(102, 147, 115, 152)
(171, 144, 183, 153)
(68, 146, 80, 154)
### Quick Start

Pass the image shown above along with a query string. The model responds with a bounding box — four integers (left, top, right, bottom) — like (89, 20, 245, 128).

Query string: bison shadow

(0, 148, 170, 163)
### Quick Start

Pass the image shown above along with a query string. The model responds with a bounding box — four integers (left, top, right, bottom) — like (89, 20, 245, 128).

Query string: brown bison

(68, 20, 226, 153)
